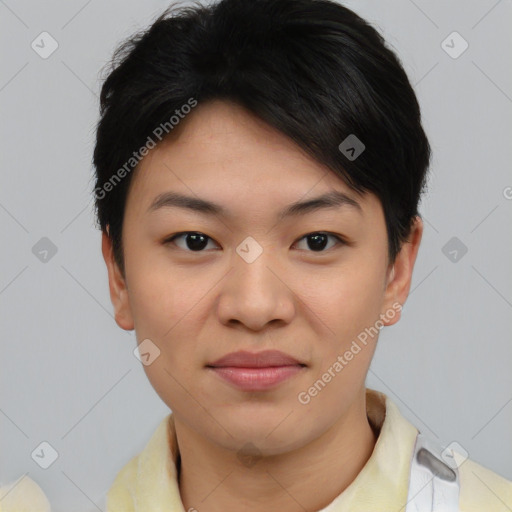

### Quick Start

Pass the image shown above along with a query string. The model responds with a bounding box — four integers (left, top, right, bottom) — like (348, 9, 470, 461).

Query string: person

(91, 0, 512, 511)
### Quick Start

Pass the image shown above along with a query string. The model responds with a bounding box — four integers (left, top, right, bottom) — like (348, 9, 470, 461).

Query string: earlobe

(101, 230, 135, 331)
(381, 216, 424, 326)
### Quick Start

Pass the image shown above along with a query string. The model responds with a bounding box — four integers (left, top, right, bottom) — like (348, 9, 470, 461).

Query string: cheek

(125, 254, 209, 371)
(124, 246, 189, 337)
(312, 262, 386, 349)
(126, 261, 206, 410)
(296, 267, 384, 418)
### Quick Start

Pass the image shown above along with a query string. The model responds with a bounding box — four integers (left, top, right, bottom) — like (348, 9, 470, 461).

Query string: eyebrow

(147, 190, 363, 220)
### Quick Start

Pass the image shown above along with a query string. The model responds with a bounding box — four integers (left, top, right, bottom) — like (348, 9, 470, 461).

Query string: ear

(101, 229, 134, 331)
(380, 216, 423, 326)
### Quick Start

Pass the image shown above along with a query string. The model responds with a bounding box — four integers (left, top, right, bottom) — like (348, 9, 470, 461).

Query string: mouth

(206, 350, 307, 391)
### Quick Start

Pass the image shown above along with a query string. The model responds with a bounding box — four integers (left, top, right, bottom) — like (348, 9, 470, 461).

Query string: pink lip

(208, 366, 305, 391)
(206, 350, 306, 391)
(208, 349, 304, 368)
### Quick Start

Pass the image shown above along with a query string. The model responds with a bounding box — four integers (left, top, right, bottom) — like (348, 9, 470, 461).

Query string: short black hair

(93, 0, 431, 277)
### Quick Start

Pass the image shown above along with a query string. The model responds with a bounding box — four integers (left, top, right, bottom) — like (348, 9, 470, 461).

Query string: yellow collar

(107, 388, 419, 511)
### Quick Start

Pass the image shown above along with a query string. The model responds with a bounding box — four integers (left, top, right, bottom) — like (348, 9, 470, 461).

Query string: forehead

(134, 99, 331, 183)
(125, 100, 381, 220)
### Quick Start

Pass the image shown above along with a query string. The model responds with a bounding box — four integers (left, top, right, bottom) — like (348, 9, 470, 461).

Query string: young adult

(91, 1, 512, 511)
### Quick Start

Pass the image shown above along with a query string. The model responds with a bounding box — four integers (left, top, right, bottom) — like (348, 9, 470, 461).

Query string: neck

(175, 393, 378, 512)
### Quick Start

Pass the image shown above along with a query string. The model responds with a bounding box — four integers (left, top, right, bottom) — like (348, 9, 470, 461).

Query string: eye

(164, 232, 220, 252)
(293, 232, 346, 252)
(163, 231, 346, 253)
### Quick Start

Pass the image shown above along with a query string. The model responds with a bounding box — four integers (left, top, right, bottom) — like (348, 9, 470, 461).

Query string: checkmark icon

(31, 441, 59, 469)
(31, 31, 58, 59)
(441, 31, 468, 59)
(236, 236, 263, 263)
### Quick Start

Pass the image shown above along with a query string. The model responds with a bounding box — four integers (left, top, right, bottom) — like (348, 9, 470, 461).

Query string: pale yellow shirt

(2, 388, 511, 511)
(105, 388, 512, 511)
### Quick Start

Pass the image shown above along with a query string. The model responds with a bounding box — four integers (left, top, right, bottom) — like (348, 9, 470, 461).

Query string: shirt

(0, 475, 51, 512)
(2, 388, 510, 511)
(105, 388, 512, 511)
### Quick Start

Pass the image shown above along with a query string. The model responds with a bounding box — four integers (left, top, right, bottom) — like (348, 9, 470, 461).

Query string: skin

(102, 99, 423, 512)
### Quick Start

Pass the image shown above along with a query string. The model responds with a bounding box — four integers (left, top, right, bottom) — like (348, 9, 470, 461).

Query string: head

(94, 0, 429, 455)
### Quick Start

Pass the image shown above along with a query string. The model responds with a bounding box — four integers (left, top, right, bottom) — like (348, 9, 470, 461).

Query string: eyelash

(163, 231, 347, 253)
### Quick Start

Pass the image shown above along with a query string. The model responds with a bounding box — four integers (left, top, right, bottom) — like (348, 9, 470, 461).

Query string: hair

(92, 0, 431, 277)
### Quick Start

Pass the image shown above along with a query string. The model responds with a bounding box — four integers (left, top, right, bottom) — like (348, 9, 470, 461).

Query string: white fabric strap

(405, 432, 461, 512)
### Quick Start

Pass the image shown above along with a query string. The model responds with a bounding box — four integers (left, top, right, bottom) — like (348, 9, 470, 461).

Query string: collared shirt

(2, 388, 510, 511)
(105, 388, 512, 511)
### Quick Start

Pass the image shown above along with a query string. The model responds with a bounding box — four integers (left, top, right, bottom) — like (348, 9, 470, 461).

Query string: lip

(206, 350, 306, 391)
(207, 349, 305, 368)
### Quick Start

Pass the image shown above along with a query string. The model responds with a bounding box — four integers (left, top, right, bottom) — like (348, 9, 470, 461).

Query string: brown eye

(294, 232, 345, 252)
(165, 232, 219, 252)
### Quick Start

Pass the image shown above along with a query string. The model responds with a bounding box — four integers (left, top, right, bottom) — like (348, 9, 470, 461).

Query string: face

(102, 99, 422, 456)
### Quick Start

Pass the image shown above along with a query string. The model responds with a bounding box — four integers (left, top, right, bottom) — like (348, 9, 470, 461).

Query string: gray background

(1, 0, 511, 510)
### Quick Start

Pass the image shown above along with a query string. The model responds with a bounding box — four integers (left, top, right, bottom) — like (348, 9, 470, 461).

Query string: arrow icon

(32, 237, 58, 262)
(339, 134, 365, 161)
(442, 236, 468, 263)
(35, 39, 46, 48)
(445, 39, 455, 48)
(134, 339, 161, 365)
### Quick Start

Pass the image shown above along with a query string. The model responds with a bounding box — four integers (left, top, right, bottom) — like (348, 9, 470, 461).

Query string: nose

(216, 243, 296, 332)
